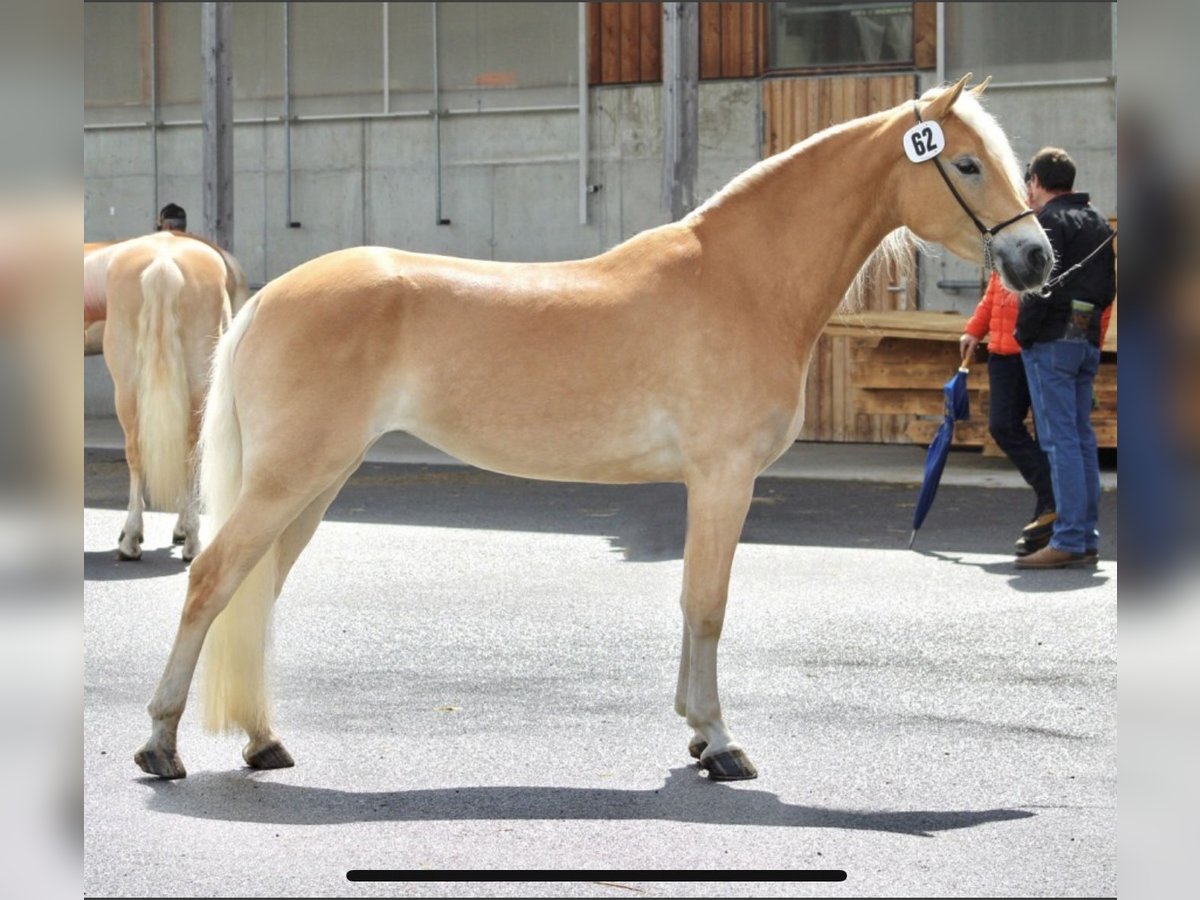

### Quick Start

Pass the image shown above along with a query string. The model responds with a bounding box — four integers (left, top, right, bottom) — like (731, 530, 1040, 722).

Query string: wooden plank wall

(588, 2, 765, 85)
(913, 2, 938, 71)
(762, 75, 918, 443)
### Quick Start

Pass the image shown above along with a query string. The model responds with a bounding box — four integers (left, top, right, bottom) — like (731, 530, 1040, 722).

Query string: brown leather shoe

(1014, 546, 1095, 569)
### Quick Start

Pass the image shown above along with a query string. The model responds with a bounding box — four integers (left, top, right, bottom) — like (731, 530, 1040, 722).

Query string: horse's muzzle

(995, 235, 1053, 293)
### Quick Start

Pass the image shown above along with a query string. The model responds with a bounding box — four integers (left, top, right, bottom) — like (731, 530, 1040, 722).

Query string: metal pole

(150, 1, 159, 220)
(433, 1, 450, 225)
(935, 2, 945, 87)
(578, 1, 588, 225)
(661, 2, 698, 221)
(284, 1, 299, 227)
(383, 2, 390, 114)
(201, 2, 234, 252)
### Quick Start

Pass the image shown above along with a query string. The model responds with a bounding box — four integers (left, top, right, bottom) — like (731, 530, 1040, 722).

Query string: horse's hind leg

(134, 483, 329, 779)
(113, 384, 145, 560)
(238, 455, 365, 766)
(173, 407, 203, 561)
(677, 472, 757, 780)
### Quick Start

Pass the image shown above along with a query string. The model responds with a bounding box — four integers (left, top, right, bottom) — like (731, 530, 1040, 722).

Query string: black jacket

(1015, 192, 1116, 349)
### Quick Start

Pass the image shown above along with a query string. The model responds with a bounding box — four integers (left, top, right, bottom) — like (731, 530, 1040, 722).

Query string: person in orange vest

(961, 271, 1056, 556)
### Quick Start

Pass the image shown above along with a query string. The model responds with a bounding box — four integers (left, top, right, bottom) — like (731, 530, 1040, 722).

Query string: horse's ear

(923, 72, 972, 121)
(969, 75, 993, 97)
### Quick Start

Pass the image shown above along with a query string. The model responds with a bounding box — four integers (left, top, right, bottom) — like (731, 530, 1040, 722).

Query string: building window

(769, 1, 914, 72)
(945, 1, 1112, 83)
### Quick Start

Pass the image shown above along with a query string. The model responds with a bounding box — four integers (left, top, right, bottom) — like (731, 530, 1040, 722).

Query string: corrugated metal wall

(762, 74, 919, 443)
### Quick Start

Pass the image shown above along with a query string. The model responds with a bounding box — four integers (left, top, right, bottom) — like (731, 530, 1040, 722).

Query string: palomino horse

(85, 231, 251, 355)
(88, 231, 234, 562)
(136, 75, 1051, 780)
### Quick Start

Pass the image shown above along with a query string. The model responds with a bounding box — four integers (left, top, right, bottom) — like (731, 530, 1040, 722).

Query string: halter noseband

(912, 102, 1035, 272)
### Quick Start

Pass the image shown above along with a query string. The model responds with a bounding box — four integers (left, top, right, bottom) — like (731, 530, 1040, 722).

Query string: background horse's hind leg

(677, 472, 757, 780)
(113, 384, 145, 560)
(173, 410, 203, 561)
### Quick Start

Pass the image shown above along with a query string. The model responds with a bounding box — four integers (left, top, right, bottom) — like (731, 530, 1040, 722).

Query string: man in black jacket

(1014, 147, 1116, 569)
(156, 202, 187, 232)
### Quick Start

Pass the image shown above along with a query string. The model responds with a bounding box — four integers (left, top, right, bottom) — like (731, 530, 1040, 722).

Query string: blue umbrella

(908, 357, 972, 548)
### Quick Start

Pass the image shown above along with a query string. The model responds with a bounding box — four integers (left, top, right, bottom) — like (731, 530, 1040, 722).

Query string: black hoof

(699, 748, 758, 781)
(116, 548, 143, 561)
(244, 740, 294, 770)
(172, 532, 186, 545)
(688, 738, 707, 760)
(134, 746, 187, 779)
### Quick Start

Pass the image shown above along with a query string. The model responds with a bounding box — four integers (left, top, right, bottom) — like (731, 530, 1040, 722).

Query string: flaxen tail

(136, 256, 191, 510)
(197, 294, 279, 735)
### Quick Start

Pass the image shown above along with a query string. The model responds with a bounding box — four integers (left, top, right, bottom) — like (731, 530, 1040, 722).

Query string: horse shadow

(85, 450, 1116, 566)
(138, 765, 1033, 838)
(84, 546, 188, 582)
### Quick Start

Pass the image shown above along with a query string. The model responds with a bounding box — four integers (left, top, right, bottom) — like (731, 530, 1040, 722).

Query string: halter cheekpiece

(911, 102, 1035, 273)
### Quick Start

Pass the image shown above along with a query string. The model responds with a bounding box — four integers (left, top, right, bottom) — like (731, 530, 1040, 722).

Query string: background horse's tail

(197, 294, 278, 735)
(135, 256, 191, 510)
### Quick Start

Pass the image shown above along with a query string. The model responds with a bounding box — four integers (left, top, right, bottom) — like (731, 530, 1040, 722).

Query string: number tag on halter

(903, 120, 945, 163)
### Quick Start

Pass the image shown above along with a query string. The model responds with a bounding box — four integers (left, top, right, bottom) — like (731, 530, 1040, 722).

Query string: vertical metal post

(578, 2, 589, 225)
(201, 2, 234, 251)
(284, 1, 299, 227)
(433, 1, 450, 225)
(935, 2, 945, 86)
(661, 2, 698, 221)
(150, 1, 159, 220)
(361, 118, 369, 245)
(383, 2, 390, 113)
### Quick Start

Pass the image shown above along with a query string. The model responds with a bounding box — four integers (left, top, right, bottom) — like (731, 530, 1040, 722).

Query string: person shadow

(916, 550, 1112, 593)
(138, 764, 1033, 838)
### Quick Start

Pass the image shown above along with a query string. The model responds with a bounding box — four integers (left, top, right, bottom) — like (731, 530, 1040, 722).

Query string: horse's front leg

(677, 472, 757, 780)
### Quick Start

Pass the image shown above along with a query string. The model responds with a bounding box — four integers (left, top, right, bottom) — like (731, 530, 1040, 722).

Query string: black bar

(347, 869, 847, 883)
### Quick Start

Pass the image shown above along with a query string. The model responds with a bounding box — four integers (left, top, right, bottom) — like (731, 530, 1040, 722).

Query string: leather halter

(912, 102, 1035, 271)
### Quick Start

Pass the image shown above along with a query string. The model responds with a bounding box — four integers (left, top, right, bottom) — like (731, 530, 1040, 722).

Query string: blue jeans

(987, 353, 1055, 519)
(1021, 339, 1102, 554)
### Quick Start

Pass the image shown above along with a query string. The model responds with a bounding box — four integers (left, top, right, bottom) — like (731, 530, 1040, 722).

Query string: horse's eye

(954, 159, 981, 176)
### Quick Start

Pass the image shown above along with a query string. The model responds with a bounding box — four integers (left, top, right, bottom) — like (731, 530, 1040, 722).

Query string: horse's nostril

(1027, 246, 1047, 273)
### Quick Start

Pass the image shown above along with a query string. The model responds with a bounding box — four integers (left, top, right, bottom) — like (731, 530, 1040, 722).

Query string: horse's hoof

(244, 740, 294, 770)
(700, 748, 758, 781)
(172, 531, 186, 545)
(688, 738, 707, 760)
(134, 746, 187, 779)
(116, 548, 143, 561)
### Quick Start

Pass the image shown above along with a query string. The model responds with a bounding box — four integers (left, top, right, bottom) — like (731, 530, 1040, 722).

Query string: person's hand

(959, 333, 980, 361)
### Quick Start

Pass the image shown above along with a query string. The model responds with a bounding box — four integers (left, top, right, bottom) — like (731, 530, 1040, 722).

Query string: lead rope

(1028, 229, 1117, 298)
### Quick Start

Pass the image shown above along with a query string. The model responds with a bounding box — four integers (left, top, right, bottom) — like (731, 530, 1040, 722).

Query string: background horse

(136, 75, 1052, 781)
(85, 231, 250, 356)
(91, 231, 233, 562)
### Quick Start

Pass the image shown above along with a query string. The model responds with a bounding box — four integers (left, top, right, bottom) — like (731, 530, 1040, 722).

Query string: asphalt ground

(84, 444, 1117, 898)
